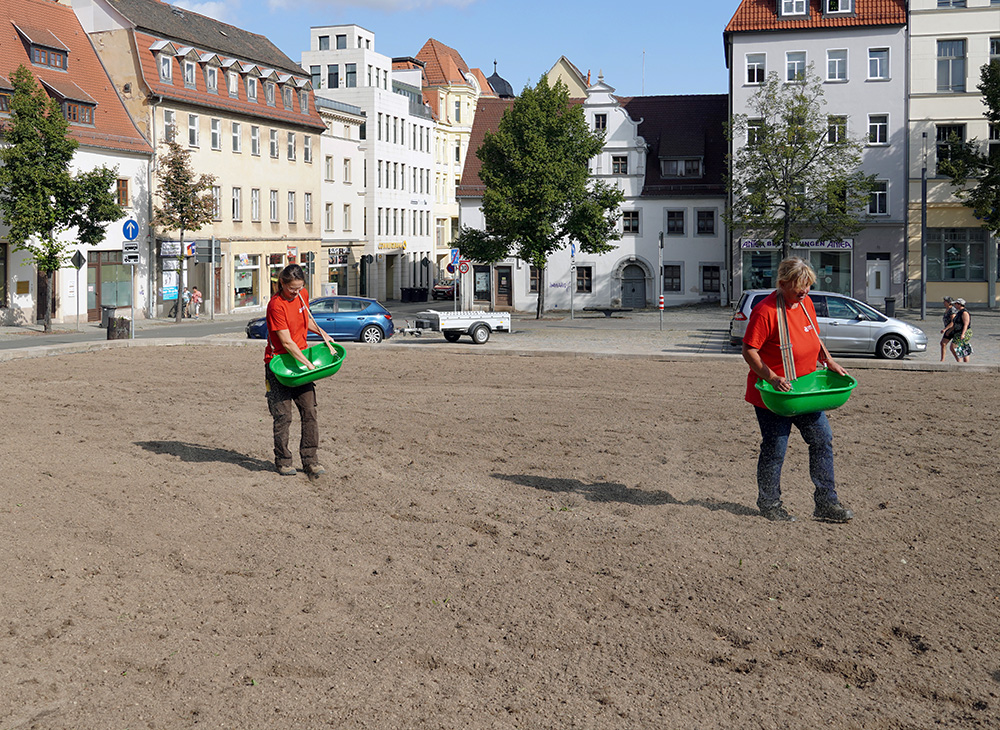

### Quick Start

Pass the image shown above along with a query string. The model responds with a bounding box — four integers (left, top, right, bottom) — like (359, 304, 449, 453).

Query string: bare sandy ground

(1, 345, 998, 729)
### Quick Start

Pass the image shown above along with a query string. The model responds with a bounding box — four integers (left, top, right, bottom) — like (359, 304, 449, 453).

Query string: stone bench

(582, 307, 633, 318)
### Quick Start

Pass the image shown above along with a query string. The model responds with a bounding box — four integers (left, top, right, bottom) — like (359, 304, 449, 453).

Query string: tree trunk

(41, 271, 53, 333)
(535, 265, 545, 319)
(175, 233, 185, 323)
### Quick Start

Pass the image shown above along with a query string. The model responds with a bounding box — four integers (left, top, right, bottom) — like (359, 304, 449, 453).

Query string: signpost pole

(210, 237, 216, 322)
(130, 263, 135, 339)
(76, 264, 81, 332)
(658, 231, 664, 332)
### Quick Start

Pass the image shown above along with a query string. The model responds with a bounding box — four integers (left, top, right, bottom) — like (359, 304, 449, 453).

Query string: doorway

(865, 254, 890, 306)
(621, 264, 646, 308)
(495, 266, 512, 308)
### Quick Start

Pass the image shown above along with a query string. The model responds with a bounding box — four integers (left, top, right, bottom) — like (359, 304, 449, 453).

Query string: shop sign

(287, 246, 298, 261)
(740, 238, 853, 250)
(160, 240, 181, 257)
(378, 241, 406, 251)
(238, 253, 250, 266)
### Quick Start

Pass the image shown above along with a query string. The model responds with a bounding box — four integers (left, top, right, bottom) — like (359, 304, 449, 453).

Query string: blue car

(246, 296, 394, 344)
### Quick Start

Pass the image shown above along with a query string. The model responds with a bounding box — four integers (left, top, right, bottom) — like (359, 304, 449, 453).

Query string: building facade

(1, 0, 151, 326)
(724, 0, 909, 307)
(907, 0, 1000, 309)
(76, 0, 325, 316)
(302, 25, 435, 302)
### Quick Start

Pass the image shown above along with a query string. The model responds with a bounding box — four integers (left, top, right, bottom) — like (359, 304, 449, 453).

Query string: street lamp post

(658, 231, 664, 331)
(921, 132, 928, 321)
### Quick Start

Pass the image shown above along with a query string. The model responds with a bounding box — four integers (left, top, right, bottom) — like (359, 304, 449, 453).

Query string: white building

(458, 75, 729, 312)
(907, 0, 1000, 308)
(724, 0, 909, 307)
(302, 25, 434, 302)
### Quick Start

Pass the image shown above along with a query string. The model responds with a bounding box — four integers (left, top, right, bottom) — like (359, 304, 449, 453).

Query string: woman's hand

(768, 374, 792, 392)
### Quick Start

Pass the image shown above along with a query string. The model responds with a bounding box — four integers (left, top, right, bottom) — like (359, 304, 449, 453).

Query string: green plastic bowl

(756, 369, 857, 417)
(269, 343, 346, 387)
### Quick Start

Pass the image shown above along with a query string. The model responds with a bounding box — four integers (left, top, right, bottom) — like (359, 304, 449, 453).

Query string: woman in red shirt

(742, 258, 852, 523)
(264, 264, 337, 477)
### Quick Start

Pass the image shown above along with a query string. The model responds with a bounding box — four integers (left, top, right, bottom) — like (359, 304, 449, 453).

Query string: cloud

(267, 0, 475, 10)
(172, 0, 239, 23)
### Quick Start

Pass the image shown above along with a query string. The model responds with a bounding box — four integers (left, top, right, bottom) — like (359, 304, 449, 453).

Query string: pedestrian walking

(939, 296, 957, 362)
(191, 287, 203, 318)
(950, 298, 972, 363)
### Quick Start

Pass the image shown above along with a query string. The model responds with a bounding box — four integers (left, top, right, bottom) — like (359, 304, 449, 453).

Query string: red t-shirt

(744, 291, 822, 409)
(264, 288, 310, 363)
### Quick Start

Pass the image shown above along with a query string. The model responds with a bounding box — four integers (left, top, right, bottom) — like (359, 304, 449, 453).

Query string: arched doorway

(621, 264, 646, 308)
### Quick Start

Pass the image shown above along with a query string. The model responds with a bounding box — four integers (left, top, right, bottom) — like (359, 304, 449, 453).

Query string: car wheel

(470, 324, 490, 344)
(360, 325, 384, 344)
(876, 334, 906, 360)
(443, 331, 461, 342)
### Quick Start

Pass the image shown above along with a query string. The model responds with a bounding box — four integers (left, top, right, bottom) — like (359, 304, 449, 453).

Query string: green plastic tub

(756, 369, 857, 417)
(269, 343, 346, 387)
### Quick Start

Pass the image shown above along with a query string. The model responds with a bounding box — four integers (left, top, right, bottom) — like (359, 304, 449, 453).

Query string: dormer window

(0, 91, 10, 113)
(781, 0, 806, 16)
(64, 101, 95, 125)
(825, 0, 852, 13)
(299, 90, 308, 114)
(32, 47, 67, 70)
(159, 54, 172, 81)
(184, 60, 196, 88)
(661, 158, 703, 178)
(205, 66, 218, 93)
(282, 86, 293, 110)
(228, 71, 239, 97)
(265, 81, 276, 106)
(246, 76, 258, 101)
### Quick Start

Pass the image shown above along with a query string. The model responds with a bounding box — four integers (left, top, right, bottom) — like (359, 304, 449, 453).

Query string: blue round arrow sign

(123, 219, 139, 241)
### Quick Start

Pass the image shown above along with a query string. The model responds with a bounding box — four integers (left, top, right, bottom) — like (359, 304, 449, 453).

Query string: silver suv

(729, 290, 928, 360)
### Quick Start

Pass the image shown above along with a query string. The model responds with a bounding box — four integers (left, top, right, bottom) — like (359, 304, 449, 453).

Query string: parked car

(432, 280, 458, 300)
(246, 296, 394, 344)
(729, 289, 927, 360)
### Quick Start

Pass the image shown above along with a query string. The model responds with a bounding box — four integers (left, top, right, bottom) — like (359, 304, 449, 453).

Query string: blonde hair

(777, 257, 817, 289)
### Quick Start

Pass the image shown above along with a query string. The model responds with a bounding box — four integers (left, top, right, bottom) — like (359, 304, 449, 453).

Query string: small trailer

(404, 310, 513, 344)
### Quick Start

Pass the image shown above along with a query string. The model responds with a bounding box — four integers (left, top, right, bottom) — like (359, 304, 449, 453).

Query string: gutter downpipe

(904, 19, 912, 311)
(148, 95, 159, 320)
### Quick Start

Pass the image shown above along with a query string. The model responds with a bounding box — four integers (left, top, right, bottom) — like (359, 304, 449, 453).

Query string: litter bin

(100, 305, 117, 328)
(416, 287, 428, 302)
(107, 316, 130, 340)
(884, 296, 896, 317)
(402, 287, 414, 303)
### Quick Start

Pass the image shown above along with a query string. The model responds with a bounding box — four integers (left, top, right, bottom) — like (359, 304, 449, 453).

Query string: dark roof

(621, 94, 728, 197)
(725, 0, 906, 34)
(486, 62, 514, 99)
(458, 94, 728, 200)
(104, 0, 304, 75)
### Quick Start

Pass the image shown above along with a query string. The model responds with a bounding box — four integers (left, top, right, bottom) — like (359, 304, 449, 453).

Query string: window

(269, 129, 278, 158)
(622, 211, 639, 233)
(989, 124, 1000, 163)
(184, 60, 196, 88)
(936, 124, 965, 174)
(702, 265, 721, 294)
(163, 109, 176, 141)
(281, 86, 292, 109)
(827, 49, 847, 81)
(825, 0, 851, 12)
(116, 179, 130, 207)
(786, 51, 806, 82)
(64, 102, 94, 125)
(868, 180, 888, 215)
(343, 158, 352, 183)
(265, 81, 276, 106)
(188, 114, 199, 146)
(232, 187, 242, 221)
(325, 156, 334, 181)
(310, 65, 321, 88)
(666, 210, 685, 235)
(300, 91, 308, 114)
(327, 65, 339, 89)
(251, 188, 260, 221)
(210, 118, 221, 150)
(159, 54, 172, 82)
(529, 266, 541, 293)
(205, 66, 218, 92)
(937, 0, 966, 6)
(868, 114, 888, 145)
(304, 192, 312, 223)
(288, 192, 296, 223)
(32, 46, 67, 70)
(594, 113, 607, 131)
(287, 132, 295, 160)
(318, 35, 329, 51)
(746, 54, 765, 84)
(325, 203, 334, 231)
(246, 77, 257, 101)
(453, 99, 461, 123)
(782, 0, 806, 15)
(747, 118, 764, 146)
(661, 158, 703, 177)
(250, 126, 260, 156)
(346, 63, 357, 88)
(211, 185, 221, 220)
(663, 265, 681, 292)
(455, 141, 461, 163)
(336, 34, 347, 49)
(228, 71, 239, 97)
(697, 210, 716, 236)
(231, 122, 241, 152)
(576, 265, 592, 293)
(937, 40, 966, 93)
(343, 204, 351, 231)
(868, 48, 889, 80)
(827, 115, 847, 144)
(304, 136, 312, 163)
(612, 155, 628, 174)
(927, 228, 986, 281)
(992, 37, 1000, 63)
(0, 92, 8, 113)
(269, 190, 278, 222)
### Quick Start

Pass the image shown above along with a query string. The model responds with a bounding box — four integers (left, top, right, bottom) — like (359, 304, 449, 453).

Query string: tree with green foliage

(0, 65, 123, 332)
(455, 75, 623, 318)
(941, 60, 1000, 238)
(153, 139, 215, 323)
(726, 68, 877, 259)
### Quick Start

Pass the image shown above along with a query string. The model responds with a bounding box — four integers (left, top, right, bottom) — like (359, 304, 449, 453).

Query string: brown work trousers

(264, 366, 319, 469)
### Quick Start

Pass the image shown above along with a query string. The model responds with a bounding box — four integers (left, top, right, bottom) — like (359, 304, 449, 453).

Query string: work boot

(276, 465, 297, 476)
(304, 463, 326, 476)
(814, 501, 853, 523)
(760, 505, 796, 522)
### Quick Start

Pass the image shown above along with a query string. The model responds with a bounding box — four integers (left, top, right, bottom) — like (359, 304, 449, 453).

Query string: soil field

(1, 345, 998, 729)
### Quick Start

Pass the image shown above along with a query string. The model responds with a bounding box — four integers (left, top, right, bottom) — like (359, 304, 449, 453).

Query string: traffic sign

(459, 261, 470, 275)
(123, 241, 139, 253)
(123, 219, 139, 241)
(194, 239, 221, 263)
(123, 252, 140, 265)
(446, 263, 455, 274)
(71, 251, 86, 270)
(450, 248, 460, 266)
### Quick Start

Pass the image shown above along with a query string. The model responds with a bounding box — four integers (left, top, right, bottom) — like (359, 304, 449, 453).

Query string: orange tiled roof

(416, 39, 473, 87)
(456, 96, 515, 197)
(725, 0, 906, 33)
(135, 32, 325, 132)
(469, 68, 496, 98)
(0, 0, 151, 155)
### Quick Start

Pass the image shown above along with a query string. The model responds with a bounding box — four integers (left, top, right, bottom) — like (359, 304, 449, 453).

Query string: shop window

(927, 228, 987, 281)
(234, 255, 260, 308)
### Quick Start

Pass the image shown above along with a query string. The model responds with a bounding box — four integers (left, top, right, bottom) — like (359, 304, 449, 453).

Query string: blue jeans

(754, 406, 838, 511)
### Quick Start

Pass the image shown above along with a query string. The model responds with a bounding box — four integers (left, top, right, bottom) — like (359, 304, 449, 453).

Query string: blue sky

(175, 0, 742, 98)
